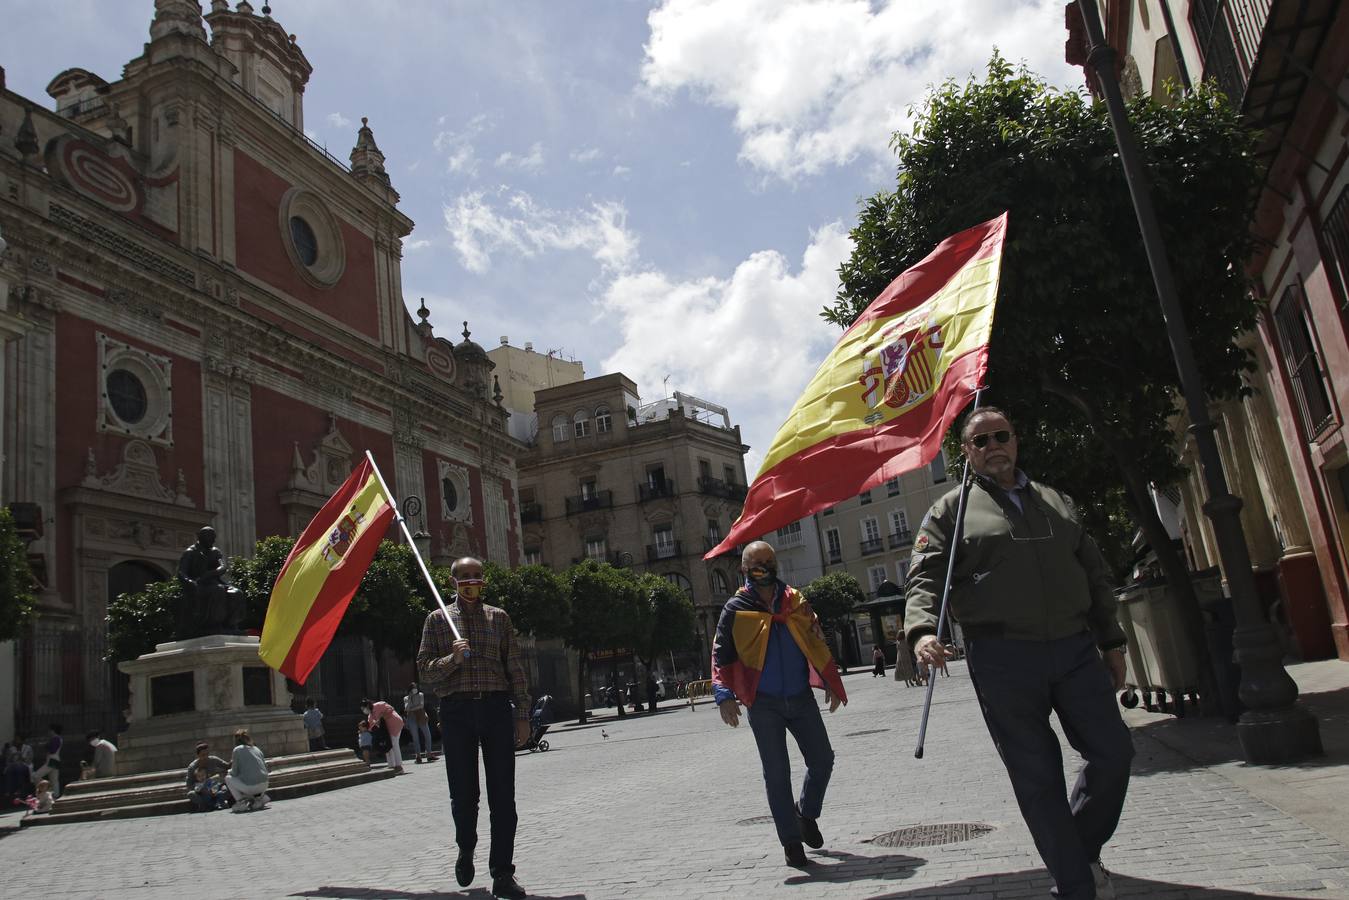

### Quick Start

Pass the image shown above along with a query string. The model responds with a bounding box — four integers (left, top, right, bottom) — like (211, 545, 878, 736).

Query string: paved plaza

(4, 662, 1349, 899)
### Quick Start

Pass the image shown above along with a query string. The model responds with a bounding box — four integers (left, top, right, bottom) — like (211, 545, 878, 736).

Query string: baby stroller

(520, 695, 553, 753)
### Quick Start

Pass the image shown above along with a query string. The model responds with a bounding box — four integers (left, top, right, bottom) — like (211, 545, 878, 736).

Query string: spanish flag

(705, 213, 1007, 560)
(260, 457, 395, 683)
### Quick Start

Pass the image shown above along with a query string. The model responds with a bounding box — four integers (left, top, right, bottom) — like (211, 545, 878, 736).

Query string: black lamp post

(698, 609, 710, 679)
(400, 495, 432, 561)
(1076, 0, 1320, 763)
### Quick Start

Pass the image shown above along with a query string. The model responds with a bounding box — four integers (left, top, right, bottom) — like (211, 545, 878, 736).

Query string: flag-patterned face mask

(456, 577, 485, 600)
(746, 565, 777, 587)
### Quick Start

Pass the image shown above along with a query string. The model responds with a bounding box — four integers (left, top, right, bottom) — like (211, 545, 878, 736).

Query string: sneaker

(783, 841, 812, 869)
(230, 801, 248, 813)
(257, 794, 270, 809)
(1091, 861, 1117, 900)
(795, 803, 824, 850)
(455, 850, 475, 888)
(490, 874, 527, 899)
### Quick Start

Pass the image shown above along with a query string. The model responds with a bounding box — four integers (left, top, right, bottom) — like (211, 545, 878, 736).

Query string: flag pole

(913, 388, 983, 759)
(363, 450, 462, 642)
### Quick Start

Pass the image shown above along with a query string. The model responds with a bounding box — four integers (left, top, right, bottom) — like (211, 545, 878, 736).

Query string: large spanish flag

(705, 213, 1007, 560)
(260, 457, 395, 683)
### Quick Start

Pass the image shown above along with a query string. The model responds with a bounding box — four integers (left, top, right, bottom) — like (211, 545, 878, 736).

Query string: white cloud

(434, 114, 493, 177)
(404, 238, 434, 253)
(570, 147, 603, 163)
(326, 112, 352, 128)
(600, 222, 853, 474)
(444, 189, 639, 276)
(612, 164, 631, 178)
(495, 142, 545, 173)
(643, 0, 1079, 179)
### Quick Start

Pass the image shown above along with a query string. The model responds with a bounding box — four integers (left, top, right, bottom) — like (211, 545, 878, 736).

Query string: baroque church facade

(0, 1, 523, 739)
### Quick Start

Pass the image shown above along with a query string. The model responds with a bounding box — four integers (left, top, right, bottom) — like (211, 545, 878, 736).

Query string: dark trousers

(746, 689, 835, 846)
(307, 736, 326, 752)
(440, 695, 518, 878)
(966, 633, 1134, 900)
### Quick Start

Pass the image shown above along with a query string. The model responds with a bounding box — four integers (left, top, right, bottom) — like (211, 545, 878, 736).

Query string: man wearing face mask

(416, 557, 531, 900)
(905, 407, 1132, 900)
(712, 540, 847, 869)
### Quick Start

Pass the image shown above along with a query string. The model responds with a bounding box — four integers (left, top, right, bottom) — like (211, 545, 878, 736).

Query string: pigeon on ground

(601, 729, 609, 740)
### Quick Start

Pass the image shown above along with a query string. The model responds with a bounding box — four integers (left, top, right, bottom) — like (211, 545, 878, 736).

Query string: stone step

(51, 755, 372, 815)
(22, 766, 397, 826)
(60, 748, 356, 797)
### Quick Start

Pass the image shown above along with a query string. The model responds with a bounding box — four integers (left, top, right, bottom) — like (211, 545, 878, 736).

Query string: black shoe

(491, 874, 528, 899)
(796, 803, 824, 849)
(784, 841, 812, 869)
(455, 850, 474, 888)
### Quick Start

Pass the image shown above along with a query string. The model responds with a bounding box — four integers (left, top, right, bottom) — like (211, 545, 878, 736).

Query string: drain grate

(866, 823, 994, 848)
(845, 728, 891, 737)
(736, 815, 776, 826)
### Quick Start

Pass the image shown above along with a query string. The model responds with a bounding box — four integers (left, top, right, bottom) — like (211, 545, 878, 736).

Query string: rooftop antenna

(662, 374, 671, 397)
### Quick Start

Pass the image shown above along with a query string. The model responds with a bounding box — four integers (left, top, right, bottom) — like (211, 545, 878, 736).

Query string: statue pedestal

(116, 635, 308, 775)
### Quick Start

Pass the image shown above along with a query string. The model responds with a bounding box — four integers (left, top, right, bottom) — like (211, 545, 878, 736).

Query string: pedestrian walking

(906, 406, 1133, 900)
(362, 698, 405, 773)
(302, 698, 326, 752)
(416, 555, 531, 900)
(712, 541, 846, 869)
(871, 646, 886, 677)
(85, 731, 118, 778)
(31, 724, 63, 798)
(404, 682, 436, 763)
(225, 728, 270, 812)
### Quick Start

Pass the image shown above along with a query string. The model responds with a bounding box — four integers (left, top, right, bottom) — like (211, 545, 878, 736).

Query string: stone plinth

(116, 634, 308, 775)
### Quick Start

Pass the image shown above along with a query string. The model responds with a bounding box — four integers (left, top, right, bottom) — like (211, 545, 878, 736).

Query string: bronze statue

(175, 526, 247, 639)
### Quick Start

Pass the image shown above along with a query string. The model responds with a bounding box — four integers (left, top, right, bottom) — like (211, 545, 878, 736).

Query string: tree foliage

(563, 560, 645, 654)
(229, 535, 297, 629)
(484, 562, 571, 639)
(802, 572, 865, 635)
(0, 508, 36, 642)
(344, 540, 431, 663)
(633, 573, 698, 667)
(107, 580, 181, 663)
(825, 56, 1261, 577)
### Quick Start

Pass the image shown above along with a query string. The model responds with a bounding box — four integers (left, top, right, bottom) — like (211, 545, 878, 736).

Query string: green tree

(0, 507, 36, 642)
(563, 560, 645, 723)
(484, 562, 571, 639)
(107, 580, 181, 662)
(344, 541, 431, 693)
(825, 56, 1260, 693)
(803, 572, 865, 665)
(230, 535, 297, 629)
(633, 573, 697, 673)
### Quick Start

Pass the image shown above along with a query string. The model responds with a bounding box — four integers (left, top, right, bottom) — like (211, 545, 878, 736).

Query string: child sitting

(357, 720, 373, 763)
(24, 779, 53, 816)
(80, 760, 97, 781)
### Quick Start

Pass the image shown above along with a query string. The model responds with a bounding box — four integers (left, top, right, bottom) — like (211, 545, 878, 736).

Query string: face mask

(746, 565, 777, 587)
(457, 578, 485, 600)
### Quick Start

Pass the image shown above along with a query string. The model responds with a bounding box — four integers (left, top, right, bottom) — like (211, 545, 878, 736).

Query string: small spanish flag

(260, 457, 395, 683)
(705, 213, 1007, 559)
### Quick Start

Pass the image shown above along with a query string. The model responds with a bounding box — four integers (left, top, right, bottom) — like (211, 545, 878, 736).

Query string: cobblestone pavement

(4, 662, 1349, 899)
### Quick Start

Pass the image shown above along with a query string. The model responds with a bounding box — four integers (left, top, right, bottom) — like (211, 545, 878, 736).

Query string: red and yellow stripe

(260, 458, 395, 683)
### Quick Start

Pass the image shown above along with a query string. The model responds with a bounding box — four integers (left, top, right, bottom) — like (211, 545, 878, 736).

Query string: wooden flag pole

(364, 450, 462, 642)
(913, 389, 983, 759)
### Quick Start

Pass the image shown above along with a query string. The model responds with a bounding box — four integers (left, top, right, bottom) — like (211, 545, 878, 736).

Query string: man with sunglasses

(712, 541, 847, 869)
(416, 556, 531, 900)
(905, 408, 1132, 900)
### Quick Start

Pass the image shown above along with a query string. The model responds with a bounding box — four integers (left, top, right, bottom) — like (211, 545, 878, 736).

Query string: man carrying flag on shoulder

(712, 540, 846, 870)
(416, 556, 530, 900)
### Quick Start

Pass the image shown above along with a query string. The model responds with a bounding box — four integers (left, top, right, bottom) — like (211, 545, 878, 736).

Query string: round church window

(442, 477, 459, 514)
(106, 368, 147, 424)
(289, 216, 319, 267)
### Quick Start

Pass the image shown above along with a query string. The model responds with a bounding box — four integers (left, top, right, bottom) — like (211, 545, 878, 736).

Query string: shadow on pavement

(782, 849, 924, 886)
(290, 888, 586, 899)
(862, 870, 1316, 899)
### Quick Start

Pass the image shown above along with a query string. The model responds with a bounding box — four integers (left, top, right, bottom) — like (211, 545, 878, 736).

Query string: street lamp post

(400, 495, 432, 561)
(698, 609, 710, 679)
(1076, 0, 1321, 763)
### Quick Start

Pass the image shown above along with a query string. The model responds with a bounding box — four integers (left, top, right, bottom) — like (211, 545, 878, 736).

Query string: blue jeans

(407, 715, 433, 756)
(440, 695, 518, 877)
(966, 633, 1134, 900)
(746, 689, 835, 845)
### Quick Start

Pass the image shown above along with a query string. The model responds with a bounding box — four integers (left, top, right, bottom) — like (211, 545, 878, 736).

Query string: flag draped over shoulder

(260, 457, 395, 683)
(705, 213, 1008, 560)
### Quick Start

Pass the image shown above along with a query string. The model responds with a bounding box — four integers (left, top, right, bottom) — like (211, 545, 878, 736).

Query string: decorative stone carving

(82, 440, 194, 507)
(287, 415, 355, 496)
(438, 459, 472, 524)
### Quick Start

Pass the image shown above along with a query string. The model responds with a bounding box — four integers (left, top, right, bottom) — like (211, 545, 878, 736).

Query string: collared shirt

(302, 708, 324, 737)
(404, 690, 425, 712)
(1001, 469, 1031, 512)
(416, 597, 531, 720)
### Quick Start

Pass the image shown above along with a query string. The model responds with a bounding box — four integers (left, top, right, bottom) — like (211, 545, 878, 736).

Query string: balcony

(827, 550, 843, 565)
(565, 490, 613, 516)
(638, 478, 677, 502)
(860, 537, 885, 556)
(888, 529, 913, 549)
(521, 502, 543, 524)
(572, 550, 629, 568)
(697, 476, 749, 500)
(1191, 0, 1272, 106)
(647, 540, 682, 562)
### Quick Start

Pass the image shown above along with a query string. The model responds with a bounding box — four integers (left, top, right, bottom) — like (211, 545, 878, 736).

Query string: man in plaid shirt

(417, 556, 530, 900)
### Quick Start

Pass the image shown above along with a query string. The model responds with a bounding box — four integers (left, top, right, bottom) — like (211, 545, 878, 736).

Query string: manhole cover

(736, 815, 776, 826)
(845, 728, 891, 737)
(866, 823, 994, 848)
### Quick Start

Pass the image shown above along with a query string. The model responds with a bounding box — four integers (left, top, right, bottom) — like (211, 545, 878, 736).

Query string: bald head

(450, 557, 484, 578)
(741, 541, 775, 568)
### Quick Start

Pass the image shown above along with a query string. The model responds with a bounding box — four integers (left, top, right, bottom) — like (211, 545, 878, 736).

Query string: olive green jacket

(904, 474, 1126, 651)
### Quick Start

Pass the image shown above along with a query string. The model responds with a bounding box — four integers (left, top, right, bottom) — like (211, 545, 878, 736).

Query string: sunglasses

(969, 430, 1013, 449)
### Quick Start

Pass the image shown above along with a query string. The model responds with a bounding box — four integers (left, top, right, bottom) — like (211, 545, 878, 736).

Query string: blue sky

(2, 0, 1080, 471)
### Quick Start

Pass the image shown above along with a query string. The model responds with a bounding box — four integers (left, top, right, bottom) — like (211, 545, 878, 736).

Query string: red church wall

(500, 475, 519, 567)
(231, 149, 379, 340)
(249, 384, 394, 540)
(52, 313, 206, 598)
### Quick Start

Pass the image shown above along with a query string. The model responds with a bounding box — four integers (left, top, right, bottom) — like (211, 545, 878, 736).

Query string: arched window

(551, 415, 570, 443)
(711, 569, 730, 596)
(573, 409, 591, 438)
(595, 405, 612, 434)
